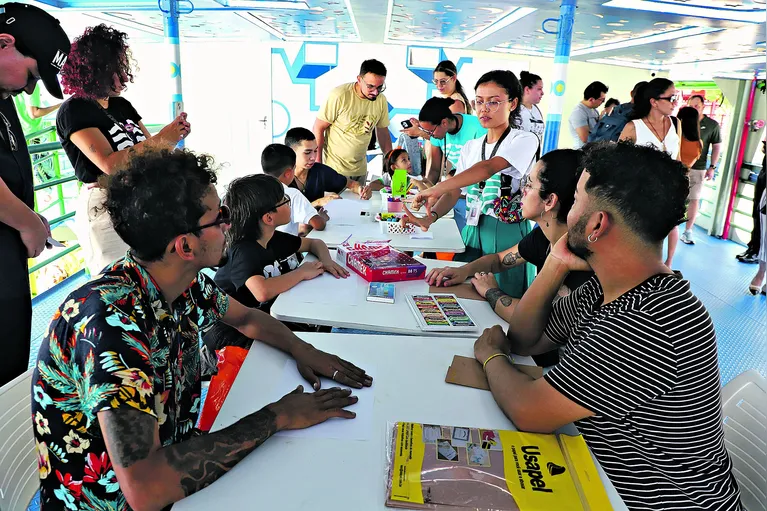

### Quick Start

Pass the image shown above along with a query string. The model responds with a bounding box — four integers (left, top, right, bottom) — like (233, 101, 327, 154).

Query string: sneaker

(739, 253, 759, 264)
(680, 230, 694, 245)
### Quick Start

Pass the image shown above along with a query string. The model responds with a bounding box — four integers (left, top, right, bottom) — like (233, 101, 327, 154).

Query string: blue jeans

(453, 197, 467, 233)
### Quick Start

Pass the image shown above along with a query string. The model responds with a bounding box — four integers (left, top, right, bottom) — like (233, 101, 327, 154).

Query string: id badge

(466, 201, 481, 227)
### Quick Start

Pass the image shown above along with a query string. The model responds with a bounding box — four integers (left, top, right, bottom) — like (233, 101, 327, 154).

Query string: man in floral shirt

(32, 147, 372, 511)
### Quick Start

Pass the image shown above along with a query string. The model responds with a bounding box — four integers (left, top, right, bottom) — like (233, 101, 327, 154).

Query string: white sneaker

(680, 230, 694, 245)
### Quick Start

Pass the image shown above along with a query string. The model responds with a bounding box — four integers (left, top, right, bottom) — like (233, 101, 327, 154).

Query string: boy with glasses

(205, 173, 348, 355)
(313, 59, 392, 183)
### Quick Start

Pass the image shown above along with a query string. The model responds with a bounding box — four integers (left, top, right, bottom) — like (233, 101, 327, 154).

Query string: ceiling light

(571, 26, 722, 56)
(603, 0, 766, 23)
(226, 0, 310, 9)
(491, 47, 555, 57)
(460, 7, 536, 47)
(587, 57, 667, 70)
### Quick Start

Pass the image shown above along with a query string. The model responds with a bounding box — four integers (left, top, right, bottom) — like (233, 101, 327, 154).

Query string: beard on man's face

(567, 215, 594, 260)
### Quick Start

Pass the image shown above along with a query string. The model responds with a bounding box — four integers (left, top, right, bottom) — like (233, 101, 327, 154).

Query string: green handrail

(34, 174, 77, 191)
(25, 125, 56, 141)
(28, 244, 81, 274)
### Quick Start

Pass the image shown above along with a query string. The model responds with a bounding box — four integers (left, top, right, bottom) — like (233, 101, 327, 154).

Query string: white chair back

(721, 370, 767, 511)
(0, 370, 37, 511)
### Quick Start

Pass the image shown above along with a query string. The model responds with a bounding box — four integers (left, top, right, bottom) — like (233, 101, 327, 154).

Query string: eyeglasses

(657, 94, 679, 103)
(432, 77, 454, 87)
(420, 124, 438, 137)
(192, 205, 231, 233)
(0, 112, 18, 151)
(475, 99, 510, 113)
(521, 175, 542, 193)
(272, 195, 291, 210)
(360, 78, 386, 94)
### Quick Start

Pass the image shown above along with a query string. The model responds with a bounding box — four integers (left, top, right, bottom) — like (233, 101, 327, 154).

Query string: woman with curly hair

(57, 24, 190, 275)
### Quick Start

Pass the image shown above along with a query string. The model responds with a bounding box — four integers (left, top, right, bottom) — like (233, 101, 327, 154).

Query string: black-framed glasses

(360, 78, 386, 94)
(272, 195, 291, 211)
(475, 99, 510, 113)
(192, 205, 231, 233)
(420, 124, 437, 137)
(657, 94, 679, 103)
(0, 111, 18, 152)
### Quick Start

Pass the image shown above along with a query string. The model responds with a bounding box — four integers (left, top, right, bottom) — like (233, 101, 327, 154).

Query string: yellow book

(386, 422, 612, 511)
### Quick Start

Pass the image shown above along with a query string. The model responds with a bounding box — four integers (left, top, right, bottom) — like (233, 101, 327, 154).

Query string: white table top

(173, 333, 627, 511)
(270, 256, 524, 345)
(308, 192, 464, 253)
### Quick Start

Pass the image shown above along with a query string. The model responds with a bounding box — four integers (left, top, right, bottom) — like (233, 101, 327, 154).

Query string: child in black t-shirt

(202, 174, 349, 369)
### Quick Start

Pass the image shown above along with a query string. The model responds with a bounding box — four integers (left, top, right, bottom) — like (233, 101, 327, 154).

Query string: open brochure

(386, 422, 612, 511)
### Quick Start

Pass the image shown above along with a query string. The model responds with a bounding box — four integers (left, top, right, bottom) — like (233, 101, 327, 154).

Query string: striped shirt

(544, 273, 741, 510)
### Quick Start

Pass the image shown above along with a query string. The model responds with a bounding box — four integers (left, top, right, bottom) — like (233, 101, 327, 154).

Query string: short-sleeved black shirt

(517, 227, 593, 297)
(57, 97, 147, 183)
(289, 162, 348, 203)
(214, 231, 303, 311)
(0, 98, 35, 294)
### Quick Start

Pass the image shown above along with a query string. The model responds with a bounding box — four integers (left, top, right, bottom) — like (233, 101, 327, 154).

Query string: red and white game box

(336, 241, 426, 282)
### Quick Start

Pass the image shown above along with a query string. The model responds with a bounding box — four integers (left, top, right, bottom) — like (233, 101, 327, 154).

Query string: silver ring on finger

(479, 272, 486, 276)
(332, 370, 338, 380)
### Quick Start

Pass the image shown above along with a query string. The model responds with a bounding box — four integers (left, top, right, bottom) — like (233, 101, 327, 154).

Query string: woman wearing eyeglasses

(426, 149, 592, 366)
(57, 24, 190, 276)
(405, 70, 539, 298)
(619, 77, 682, 267)
(433, 60, 472, 115)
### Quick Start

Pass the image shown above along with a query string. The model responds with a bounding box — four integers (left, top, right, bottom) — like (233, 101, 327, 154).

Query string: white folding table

(172, 333, 628, 511)
(270, 256, 522, 344)
(308, 191, 464, 253)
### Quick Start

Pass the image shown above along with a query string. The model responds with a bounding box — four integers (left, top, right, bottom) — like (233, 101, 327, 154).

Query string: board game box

(336, 241, 426, 283)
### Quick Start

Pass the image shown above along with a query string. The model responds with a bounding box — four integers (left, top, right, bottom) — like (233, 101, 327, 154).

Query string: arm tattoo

(88, 143, 98, 154)
(486, 288, 514, 310)
(101, 408, 156, 467)
(501, 251, 521, 267)
(163, 407, 277, 497)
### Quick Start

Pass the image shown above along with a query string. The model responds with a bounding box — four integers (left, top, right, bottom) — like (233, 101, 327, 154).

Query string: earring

(587, 233, 598, 243)
(540, 212, 549, 228)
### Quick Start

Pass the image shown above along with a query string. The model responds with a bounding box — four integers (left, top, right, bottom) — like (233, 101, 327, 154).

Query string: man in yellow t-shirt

(313, 59, 392, 182)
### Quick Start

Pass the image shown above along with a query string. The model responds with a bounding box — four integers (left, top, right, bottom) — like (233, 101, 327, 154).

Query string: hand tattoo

(502, 251, 521, 267)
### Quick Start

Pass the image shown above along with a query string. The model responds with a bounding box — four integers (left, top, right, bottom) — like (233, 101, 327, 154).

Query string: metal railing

(26, 124, 162, 293)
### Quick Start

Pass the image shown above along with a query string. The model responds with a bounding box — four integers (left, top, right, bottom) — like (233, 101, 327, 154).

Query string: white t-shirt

(456, 129, 538, 218)
(632, 119, 680, 160)
(518, 104, 545, 142)
(277, 183, 318, 236)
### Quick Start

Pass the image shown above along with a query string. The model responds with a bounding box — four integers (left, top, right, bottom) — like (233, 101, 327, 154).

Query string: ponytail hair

(434, 60, 472, 115)
(383, 148, 408, 177)
(519, 71, 542, 91)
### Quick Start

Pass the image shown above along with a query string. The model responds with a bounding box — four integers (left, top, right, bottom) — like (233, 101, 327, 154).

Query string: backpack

(588, 103, 633, 143)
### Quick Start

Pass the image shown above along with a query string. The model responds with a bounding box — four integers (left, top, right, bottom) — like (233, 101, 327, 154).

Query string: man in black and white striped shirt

(474, 141, 741, 510)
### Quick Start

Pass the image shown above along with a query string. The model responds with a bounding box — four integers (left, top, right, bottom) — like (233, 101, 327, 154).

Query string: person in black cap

(0, 2, 70, 386)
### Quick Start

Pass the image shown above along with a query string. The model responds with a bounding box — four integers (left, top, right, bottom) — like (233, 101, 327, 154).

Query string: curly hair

(580, 141, 688, 244)
(105, 147, 219, 262)
(60, 24, 135, 100)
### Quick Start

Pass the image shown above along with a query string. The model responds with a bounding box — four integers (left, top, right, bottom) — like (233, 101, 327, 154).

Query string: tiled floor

(23, 227, 766, 511)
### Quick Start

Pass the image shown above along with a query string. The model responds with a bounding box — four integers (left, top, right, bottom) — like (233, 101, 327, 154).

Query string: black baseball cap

(0, 3, 70, 99)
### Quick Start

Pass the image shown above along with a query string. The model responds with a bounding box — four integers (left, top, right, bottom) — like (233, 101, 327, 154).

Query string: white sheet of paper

(325, 198, 367, 220)
(410, 231, 434, 240)
(274, 360, 375, 441)
(293, 272, 361, 306)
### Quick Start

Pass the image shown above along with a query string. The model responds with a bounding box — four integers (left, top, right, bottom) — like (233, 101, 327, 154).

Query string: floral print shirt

(32, 253, 229, 510)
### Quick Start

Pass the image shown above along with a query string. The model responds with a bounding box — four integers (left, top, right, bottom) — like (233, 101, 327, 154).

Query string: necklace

(294, 173, 307, 192)
(644, 116, 668, 153)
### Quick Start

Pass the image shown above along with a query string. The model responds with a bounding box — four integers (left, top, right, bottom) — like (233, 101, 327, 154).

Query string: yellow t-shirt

(318, 83, 390, 177)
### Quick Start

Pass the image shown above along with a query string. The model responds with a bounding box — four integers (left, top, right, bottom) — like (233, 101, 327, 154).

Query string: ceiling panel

(30, 0, 767, 77)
